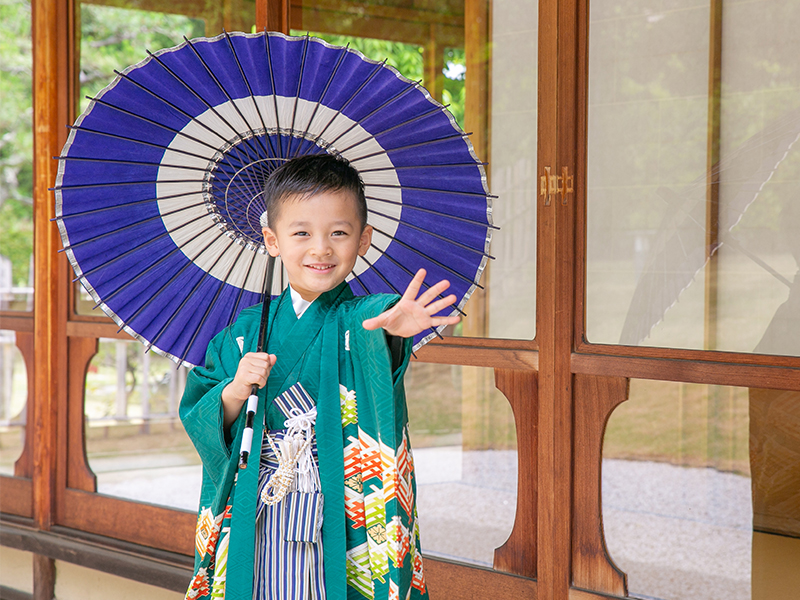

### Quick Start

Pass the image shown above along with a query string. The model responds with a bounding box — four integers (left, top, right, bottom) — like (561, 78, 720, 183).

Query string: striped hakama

(253, 384, 326, 600)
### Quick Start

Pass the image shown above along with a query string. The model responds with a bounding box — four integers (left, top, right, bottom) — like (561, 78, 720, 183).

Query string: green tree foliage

(0, 0, 33, 288)
(298, 31, 466, 130)
(0, 2, 204, 290)
(442, 47, 465, 129)
(79, 5, 205, 113)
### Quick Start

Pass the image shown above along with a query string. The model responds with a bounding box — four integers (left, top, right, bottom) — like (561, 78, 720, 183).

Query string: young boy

(180, 154, 459, 600)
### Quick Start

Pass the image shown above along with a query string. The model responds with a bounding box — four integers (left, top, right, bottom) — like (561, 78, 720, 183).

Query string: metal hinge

(540, 166, 574, 205)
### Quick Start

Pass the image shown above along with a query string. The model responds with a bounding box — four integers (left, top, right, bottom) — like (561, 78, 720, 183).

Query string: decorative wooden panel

(571, 374, 628, 596)
(425, 556, 538, 599)
(61, 489, 196, 555)
(0, 477, 33, 517)
(66, 337, 99, 492)
(493, 368, 538, 579)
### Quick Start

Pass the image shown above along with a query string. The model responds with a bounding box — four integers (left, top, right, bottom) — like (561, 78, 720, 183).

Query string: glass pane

(604, 379, 800, 599)
(405, 363, 517, 566)
(85, 339, 199, 510)
(487, 0, 538, 339)
(0, 331, 28, 475)
(586, 1, 800, 356)
(0, 0, 34, 312)
(73, 1, 253, 316)
(300, 0, 537, 340)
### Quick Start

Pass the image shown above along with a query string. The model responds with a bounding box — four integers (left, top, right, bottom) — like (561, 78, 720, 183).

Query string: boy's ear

(358, 225, 373, 257)
(262, 227, 280, 257)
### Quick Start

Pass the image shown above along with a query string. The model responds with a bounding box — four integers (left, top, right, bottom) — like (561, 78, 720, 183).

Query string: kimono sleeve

(179, 327, 242, 486)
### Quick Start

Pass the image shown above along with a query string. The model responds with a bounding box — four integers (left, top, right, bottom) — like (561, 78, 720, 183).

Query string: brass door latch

(540, 166, 574, 205)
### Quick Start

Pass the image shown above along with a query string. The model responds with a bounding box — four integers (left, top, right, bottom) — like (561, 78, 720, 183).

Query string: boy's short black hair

(261, 154, 367, 229)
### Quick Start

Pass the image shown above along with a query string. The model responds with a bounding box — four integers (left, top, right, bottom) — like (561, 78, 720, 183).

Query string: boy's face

(262, 189, 373, 302)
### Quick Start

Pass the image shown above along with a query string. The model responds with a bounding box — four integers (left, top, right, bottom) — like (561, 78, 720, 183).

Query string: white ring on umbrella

(156, 96, 401, 293)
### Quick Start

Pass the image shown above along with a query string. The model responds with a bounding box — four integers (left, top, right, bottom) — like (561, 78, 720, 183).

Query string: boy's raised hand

(362, 269, 461, 338)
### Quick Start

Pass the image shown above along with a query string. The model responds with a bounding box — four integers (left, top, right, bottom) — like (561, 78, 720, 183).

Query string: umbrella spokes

(310, 58, 388, 149)
(182, 36, 271, 162)
(367, 207, 494, 259)
(56, 32, 493, 365)
(284, 34, 311, 159)
(336, 104, 450, 155)
(144, 50, 264, 167)
(370, 225, 484, 290)
(293, 41, 351, 159)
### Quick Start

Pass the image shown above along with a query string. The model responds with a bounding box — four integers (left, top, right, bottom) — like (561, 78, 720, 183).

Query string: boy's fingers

(424, 294, 457, 315)
(416, 278, 450, 305)
(431, 315, 461, 327)
(402, 269, 426, 300)
(362, 315, 384, 330)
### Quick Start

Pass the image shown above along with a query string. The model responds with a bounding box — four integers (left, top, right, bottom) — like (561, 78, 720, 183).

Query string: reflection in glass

(586, 1, 800, 356)
(603, 380, 752, 600)
(603, 378, 800, 599)
(0, 331, 28, 475)
(301, 1, 538, 341)
(405, 363, 517, 566)
(85, 339, 199, 510)
(0, 1, 34, 312)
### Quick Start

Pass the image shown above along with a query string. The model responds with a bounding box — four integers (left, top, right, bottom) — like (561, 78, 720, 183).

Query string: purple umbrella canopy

(54, 31, 494, 367)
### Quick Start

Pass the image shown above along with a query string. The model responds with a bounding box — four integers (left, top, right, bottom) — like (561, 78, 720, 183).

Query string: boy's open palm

(362, 269, 461, 338)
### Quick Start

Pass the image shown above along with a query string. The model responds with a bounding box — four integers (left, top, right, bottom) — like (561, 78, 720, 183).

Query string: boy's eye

(332, 230, 348, 236)
(292, 231, 309, 237)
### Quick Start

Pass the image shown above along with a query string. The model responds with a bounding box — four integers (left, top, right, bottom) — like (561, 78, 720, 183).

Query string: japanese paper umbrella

(54, 31, 494, 368)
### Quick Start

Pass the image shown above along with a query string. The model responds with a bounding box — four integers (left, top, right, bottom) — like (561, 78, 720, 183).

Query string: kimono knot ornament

(261, 405, 319, 505)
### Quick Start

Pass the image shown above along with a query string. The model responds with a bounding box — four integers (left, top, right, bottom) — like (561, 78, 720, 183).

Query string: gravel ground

(96, 450, 753, 599)
(603, 459, 752, 600)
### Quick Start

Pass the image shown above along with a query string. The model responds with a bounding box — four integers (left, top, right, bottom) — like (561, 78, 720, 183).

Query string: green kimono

(180, 282, 427, 600)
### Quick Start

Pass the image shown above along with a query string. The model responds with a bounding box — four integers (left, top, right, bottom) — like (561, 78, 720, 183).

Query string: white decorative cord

(260, 406, 318, 506)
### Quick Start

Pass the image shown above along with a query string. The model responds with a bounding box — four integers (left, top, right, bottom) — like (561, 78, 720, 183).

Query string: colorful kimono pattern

(180, 282, 427, 600)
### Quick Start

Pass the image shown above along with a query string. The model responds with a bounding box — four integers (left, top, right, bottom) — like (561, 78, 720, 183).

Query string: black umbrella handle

(239, 255, 277, 469)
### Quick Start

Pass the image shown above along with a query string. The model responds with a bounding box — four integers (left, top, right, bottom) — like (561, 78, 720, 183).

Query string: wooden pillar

(537, 0, 578, 597)
(257, 0, 291, 34)
(32, 554, 56, 600)
(31, 0, 72, 533)
(423, 24, 444, 103)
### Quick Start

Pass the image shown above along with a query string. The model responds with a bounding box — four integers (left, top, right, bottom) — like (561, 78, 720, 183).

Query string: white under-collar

(289, 286, 313, 318)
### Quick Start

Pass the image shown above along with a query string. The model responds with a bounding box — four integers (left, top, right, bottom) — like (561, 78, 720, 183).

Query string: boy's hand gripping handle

(237, 255, 275, 470)
(238, 387, 260, 469)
